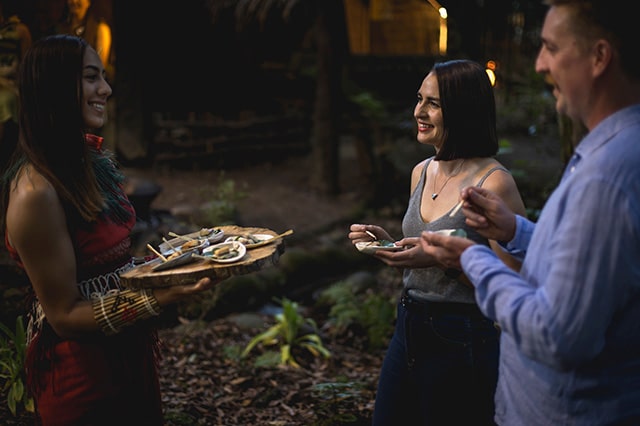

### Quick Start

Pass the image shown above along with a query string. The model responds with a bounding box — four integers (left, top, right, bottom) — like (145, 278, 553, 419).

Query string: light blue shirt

(461, 104, 640, 425)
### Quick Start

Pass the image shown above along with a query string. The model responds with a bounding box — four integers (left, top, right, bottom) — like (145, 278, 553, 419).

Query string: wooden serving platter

(120, 225, 288, 289)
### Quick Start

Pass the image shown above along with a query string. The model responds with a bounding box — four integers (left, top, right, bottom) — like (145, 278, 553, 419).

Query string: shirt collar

(575, 103, 640, 159)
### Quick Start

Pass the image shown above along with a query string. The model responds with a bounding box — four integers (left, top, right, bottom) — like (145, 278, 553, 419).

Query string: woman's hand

(348, 224, 393, 245)
(371, 236, 438, 268)
(153, 277, 217, 306)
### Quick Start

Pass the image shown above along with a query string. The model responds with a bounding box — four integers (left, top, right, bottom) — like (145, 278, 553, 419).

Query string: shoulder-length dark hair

(432, 59, 499, 161)
(12, 34, 103, 222)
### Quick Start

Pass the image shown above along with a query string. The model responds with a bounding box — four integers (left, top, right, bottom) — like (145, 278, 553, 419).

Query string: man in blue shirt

(419, 0, 640, 424)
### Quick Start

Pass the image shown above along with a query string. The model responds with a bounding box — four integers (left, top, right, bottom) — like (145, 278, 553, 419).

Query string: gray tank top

(401, 157, 509, 304)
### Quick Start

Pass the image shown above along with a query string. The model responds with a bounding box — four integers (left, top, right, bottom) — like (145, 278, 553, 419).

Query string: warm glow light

(486, 69, 496, 86)
(439, 22, 447, 55)
(438, 7, 447, 55)
(485, 61, 497, 86)
(427, 1, 447, 55)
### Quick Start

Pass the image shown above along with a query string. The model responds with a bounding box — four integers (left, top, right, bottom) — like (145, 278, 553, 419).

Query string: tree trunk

(309, 0, 347, 195)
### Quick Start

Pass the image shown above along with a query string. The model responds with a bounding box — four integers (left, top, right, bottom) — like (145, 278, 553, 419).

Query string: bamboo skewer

(449, 199, 464, 217)
(162, 237, 179, 253)
(364, 230, 378, 247)
(146, 243, 167, 262)
(168, 232, 196, 242)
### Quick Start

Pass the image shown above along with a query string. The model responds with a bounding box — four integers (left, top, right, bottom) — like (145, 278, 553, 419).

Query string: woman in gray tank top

(348, 59, 526, 425)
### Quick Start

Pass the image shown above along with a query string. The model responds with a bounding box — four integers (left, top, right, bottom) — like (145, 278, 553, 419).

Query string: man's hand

(419, 232, 475, 270)
(460, 186, 517, 243)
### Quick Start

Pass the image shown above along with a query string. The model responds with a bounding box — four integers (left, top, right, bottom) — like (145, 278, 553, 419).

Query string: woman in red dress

(0, 34, 216, 425)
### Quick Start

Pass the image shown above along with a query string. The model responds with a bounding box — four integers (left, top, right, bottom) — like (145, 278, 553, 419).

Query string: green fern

(319, 280, 395, 350)
(0, 316, 34, 416)
(242, 298, 330, 368)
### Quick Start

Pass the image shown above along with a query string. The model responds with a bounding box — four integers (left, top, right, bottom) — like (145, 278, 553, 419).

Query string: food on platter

(181, 239, 204, 251)
(225, 234, 265, 245)
(199, 241, 247, 263)
(162, 238, 209, 259)
(120, 225, 287, 289)
(225, 233, 274, 248)
(160, 228, 225, 255)
(151, 252, 197, 272)
(225, 229, 293, 249)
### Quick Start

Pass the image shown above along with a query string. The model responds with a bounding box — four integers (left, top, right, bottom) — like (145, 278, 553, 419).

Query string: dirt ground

(123, 128, 565, 239)
(122, 149, 372, 239)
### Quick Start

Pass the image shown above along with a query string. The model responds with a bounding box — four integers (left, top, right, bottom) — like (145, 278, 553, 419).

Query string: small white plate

(434, 229, 468, 238)
(225, 233, 273, 248)
(355, 241, 403, 255)
(201, 241, 247, 263)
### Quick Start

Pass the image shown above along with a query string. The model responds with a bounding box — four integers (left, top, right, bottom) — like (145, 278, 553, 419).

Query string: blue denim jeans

(372, 295, 500, 426)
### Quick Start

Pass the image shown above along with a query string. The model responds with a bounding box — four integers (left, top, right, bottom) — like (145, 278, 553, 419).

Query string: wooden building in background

(344, 0, 445, 56)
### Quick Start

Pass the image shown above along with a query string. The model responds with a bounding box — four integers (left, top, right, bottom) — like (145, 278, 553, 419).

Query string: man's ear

(592, 39, 613, 78)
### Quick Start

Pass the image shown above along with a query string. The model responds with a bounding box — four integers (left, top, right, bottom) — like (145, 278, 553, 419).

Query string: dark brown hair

(432, 59, 498, 161)
(3, 34, 104, 224)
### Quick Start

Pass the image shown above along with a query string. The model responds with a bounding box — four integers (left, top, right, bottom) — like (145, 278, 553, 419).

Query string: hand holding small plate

(355, 240, 404, 255)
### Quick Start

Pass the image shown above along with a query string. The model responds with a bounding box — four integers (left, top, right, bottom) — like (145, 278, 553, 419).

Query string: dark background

(13, 0, 549, 158)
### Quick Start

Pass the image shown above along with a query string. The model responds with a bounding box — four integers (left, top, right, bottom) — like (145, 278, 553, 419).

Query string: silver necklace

(431, 159, 465, 200)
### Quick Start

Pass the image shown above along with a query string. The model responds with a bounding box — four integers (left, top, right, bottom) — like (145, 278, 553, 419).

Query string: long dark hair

(2, 34, 104, 226)
(432, 59, 499, 161)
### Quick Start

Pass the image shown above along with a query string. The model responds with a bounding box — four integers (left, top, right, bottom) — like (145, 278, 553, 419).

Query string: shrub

(0, 316, 34, 416)
(242, 298, 330, 368)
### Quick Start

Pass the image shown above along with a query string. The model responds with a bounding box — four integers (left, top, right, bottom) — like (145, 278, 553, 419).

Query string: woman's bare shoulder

(8, 166, 59, 214)
(410, 157, 432, 188)
(477, 159, 526, 214)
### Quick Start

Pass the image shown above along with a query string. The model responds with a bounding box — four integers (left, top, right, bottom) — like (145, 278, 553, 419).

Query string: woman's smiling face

(414, 72, 445, 151)
(81, 46, 111, 130)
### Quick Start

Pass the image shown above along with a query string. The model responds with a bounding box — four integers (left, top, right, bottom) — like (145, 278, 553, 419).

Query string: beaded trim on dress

(25, 261, 134, 345)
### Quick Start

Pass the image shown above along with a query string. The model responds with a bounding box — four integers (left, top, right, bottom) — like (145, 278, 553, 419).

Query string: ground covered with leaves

(1, 312, 387, 426)
(1, 257, 397, 426)
(158, 313, 387, 426)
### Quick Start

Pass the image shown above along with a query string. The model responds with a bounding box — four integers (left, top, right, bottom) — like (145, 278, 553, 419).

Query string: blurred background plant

(198, 173, 248, 226)
(0, 316, 33, 417)
(242, 297, 331, 368)
(317, 277, 395, 351)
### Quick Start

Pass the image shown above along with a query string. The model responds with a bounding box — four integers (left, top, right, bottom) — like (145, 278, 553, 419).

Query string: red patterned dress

(5, 134, 163, 425)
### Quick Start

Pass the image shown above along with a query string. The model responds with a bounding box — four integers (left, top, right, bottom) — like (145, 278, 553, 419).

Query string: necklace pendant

(431, 193, 438, 200)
